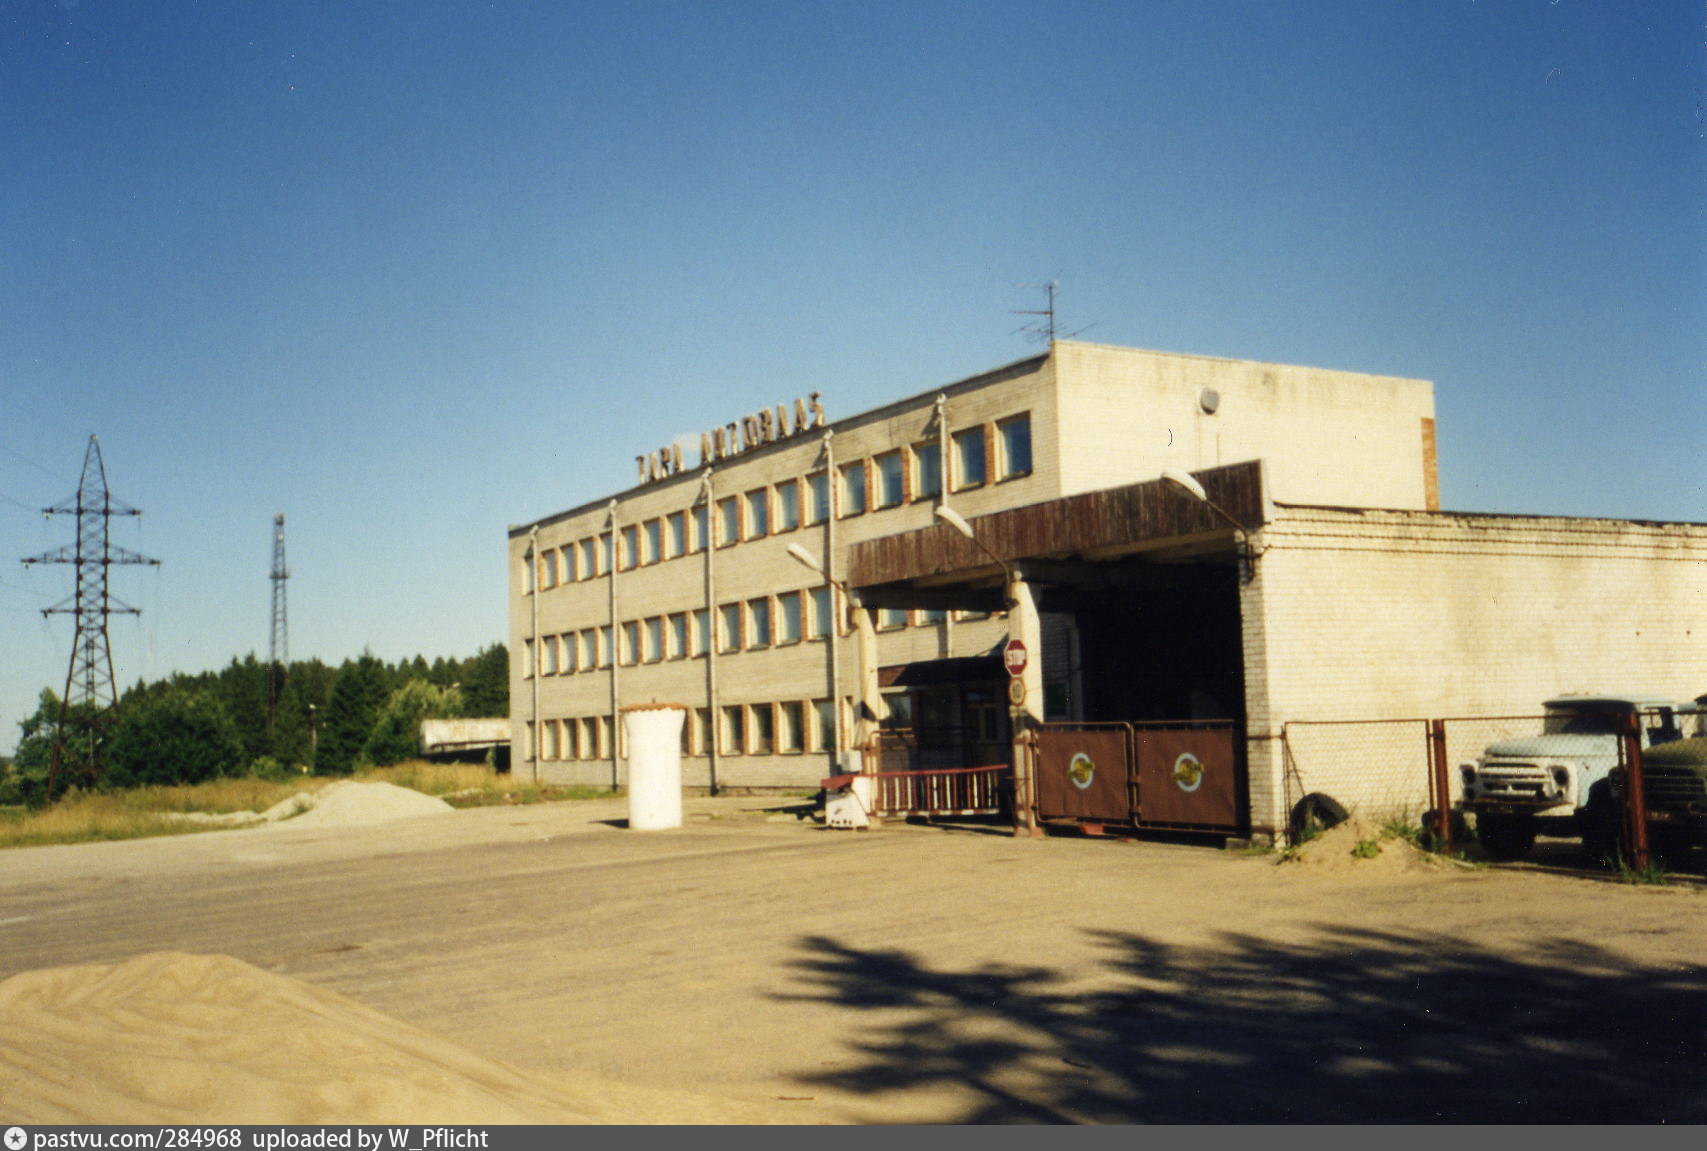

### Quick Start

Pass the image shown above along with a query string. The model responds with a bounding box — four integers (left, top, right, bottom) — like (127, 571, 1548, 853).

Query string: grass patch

(1352, 838, 1382, 859)
(1613, 856, 1672, 886)
(0, 761, 620, 848)
(353, 761, 617, 808)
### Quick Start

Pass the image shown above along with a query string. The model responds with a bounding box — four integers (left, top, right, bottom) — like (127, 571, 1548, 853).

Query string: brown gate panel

(1135, 726, 1239, 829)
(1036, 727, 1131, 823)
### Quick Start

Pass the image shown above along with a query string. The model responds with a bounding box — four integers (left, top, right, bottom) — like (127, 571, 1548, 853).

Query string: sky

(0, 1, 1702, 754)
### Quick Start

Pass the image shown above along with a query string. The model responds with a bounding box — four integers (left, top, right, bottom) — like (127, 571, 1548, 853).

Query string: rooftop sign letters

(636, 393, 827, 484)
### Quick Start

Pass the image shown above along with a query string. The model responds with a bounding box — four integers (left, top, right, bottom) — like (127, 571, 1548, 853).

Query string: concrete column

(851, 600, 886, 759)
(1008, 573, 1044, 836)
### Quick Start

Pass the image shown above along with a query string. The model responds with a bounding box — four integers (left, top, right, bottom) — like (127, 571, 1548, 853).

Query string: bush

(105, 691, 244, 789)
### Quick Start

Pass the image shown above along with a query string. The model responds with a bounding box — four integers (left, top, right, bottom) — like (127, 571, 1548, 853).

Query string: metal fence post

(1618, 710, 1650, 872)
(1427, 718, 1454, 855)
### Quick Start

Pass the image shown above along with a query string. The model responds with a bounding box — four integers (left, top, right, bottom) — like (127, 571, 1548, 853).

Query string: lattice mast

(267, 513, 289, 730)
(21, 435, 159, 795)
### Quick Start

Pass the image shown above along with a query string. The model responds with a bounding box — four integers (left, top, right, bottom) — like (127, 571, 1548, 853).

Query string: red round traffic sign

(1003, 638, 1028, 677)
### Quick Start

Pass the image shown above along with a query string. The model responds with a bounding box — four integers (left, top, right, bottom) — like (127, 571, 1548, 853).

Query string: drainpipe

(822, 431, 843, 769)
(935, 393, 952, 659)
(701, 469, 720, 795)
(607, 498, 620, 792)
(528, 526, 540, 785)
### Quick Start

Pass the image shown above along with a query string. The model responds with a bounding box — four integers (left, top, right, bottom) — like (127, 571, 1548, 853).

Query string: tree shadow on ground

(778, 926, 1707, 1123)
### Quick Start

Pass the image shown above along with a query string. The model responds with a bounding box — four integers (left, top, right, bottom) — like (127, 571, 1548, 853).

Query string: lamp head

(786, 542, 825, 574)
(934, 504, 975, 540)
(1160, 468, 1209, 504)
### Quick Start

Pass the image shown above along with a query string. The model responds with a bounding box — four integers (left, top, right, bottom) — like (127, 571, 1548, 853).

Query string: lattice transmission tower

(21, 435, 159, 795)
(268, 513, 290, 730)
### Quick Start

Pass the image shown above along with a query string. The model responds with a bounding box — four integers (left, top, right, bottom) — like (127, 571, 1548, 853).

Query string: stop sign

(1003, 638, 1028, 677)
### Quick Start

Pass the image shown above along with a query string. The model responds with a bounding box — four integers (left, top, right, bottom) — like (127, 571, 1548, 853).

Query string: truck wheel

(1475, 813, 1537, 861)
(1579, 786, 1620, 869)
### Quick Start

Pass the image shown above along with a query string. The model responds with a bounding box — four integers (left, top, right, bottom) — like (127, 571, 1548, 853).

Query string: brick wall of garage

(1240, 506, 1707, 834)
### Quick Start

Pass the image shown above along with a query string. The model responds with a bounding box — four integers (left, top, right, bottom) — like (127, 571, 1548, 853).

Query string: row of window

(525, 596, 988, 676)
(533, 698, 844, 761)
(528, 414, 1033, 590)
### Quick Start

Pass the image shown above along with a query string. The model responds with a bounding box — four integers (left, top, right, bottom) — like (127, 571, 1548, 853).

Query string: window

(621, 621, 640, 665)
(620, 526, 639, 570)
(777, 591, 802, 644)
(921, 609, 946, 626)
(721, 705, 745, 754)
(645, 616, 664, 662)
(749, 704, 774, 754)
(840, 461, 866, 516)
(913, 440, 942, 500)
(560, 545, 577, 583)
(745, 489, 769, 539)
(599, 626, 613, 668)
(808, 587, 832, 639)
(542, 719, 559, 760)
(541, 638, 558, 675)
(644, 519, 662, 564)
(874, 451, 904, 508)
(667, 512, 687, 558)
(777, 481, 800, 532)
(878, 607, 908, 630)
(806, 471, 831, 524)
(596, 715, 611, 759)
(523, 638, 534, 679)
(882, 689, 914, 730)
(998, 414, 1032, 479)
(691, 505, 709, 552)
(561, 632, 577, 674)
(578, 718, 594, 760)
(814, 699, 838, 752)
(779, 701, 805, 753)
(540, 549, 559, 589)
(747, 597, 772, 648)
(692, 709, 711, 756)
(580, 538, 597, 579)
(523, 553, 535, 594)
(580, 629, 597, 669)
(600, 532, 614, 573)
(693, 608, 711, 656)
(670, 613, 690, 659)
(718, 497, 740, 546)
(953, 427, 986, 489)
(719, 603, 742, 652)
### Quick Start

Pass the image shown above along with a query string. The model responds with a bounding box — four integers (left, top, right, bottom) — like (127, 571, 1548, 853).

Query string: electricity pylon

(268, 513, 289, 731)
(21, 435, 159, 796)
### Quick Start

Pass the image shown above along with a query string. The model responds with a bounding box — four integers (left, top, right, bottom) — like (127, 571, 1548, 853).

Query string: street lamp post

(1160, 469, 1257, 577)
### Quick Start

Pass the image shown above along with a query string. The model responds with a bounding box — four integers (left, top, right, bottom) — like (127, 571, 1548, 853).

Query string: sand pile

(170, 781, 453, 830)
(0, 952, 787, 1124)
(1277, 818, 1451, 875)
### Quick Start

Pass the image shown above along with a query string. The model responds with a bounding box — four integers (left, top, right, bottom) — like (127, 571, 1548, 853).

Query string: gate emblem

(1067, 752, 1096, 791)
(1172, 752, 1205, 793)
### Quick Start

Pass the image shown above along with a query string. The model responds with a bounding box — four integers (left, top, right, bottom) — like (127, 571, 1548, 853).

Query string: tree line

(2, 645, 508, 806)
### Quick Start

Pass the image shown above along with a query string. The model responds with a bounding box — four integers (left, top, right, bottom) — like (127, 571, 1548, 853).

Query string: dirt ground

(1, 794, 1705, 1124)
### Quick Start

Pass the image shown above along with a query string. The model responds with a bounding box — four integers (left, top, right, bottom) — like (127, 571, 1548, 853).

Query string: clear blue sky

(1, 1, 1702, 753)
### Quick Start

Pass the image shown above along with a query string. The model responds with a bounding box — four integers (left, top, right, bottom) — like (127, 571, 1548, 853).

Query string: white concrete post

(623, 705, 687, 830)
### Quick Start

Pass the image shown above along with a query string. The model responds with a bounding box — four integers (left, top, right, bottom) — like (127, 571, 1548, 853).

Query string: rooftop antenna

(268, 513, 290, 732)
(1011, 279, 1093, 346)
(21, 435, 160, 798)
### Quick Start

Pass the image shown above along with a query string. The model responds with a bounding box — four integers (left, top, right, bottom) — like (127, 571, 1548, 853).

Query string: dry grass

(0, 763, 612, 848)
(357, 760, 617, 808)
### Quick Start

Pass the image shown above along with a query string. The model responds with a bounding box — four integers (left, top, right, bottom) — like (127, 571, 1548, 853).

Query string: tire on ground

(1290, 793, 1348, 843)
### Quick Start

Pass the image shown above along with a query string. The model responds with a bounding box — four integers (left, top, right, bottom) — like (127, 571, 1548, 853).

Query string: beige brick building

(507, 340, 1706, 840)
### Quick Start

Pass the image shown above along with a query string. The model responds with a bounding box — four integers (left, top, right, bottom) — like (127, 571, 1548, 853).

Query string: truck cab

(1457, 694, 1686, 861)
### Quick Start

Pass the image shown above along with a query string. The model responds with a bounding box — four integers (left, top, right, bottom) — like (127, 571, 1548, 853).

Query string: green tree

(105, 689, 244, 788)
(5, 690, 62, 807)
(362, 680, 466, 767)
(317, 653, 388, 775)
(460, 643, 509, 717)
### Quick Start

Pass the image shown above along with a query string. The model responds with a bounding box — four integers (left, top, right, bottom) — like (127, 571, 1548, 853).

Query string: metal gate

(1036, 720, 1245, 833)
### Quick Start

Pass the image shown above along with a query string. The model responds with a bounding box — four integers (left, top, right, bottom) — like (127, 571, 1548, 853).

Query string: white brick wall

(1243, 506, 1707, 832)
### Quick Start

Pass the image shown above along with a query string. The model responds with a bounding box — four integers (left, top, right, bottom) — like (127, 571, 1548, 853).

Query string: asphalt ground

(2, 795, 1705, 1124)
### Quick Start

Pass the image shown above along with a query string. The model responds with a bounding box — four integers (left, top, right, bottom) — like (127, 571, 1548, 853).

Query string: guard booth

(846, 463, 1264, 839)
